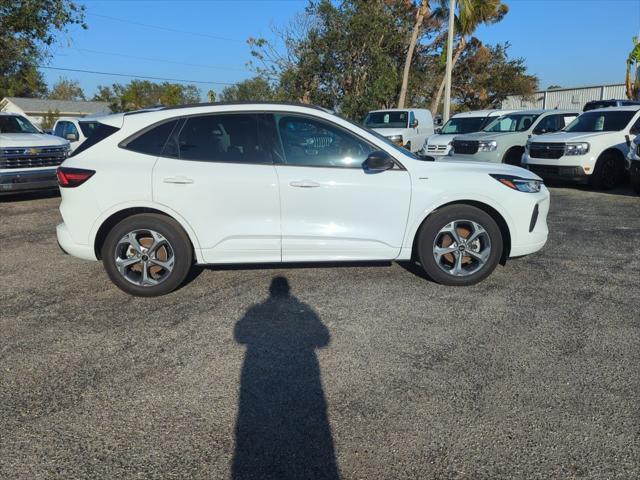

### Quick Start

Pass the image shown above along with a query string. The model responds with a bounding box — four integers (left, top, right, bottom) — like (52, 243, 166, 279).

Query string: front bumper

(524, 164, 589, 184)
(0, 169, 59, 194)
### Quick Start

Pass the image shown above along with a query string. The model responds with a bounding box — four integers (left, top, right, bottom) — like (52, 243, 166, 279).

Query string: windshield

(564, 110, 636, 132)
(483, 113, 540, 133)
(363, 111, 409, 129)
(0, 115, 40, 134)
(441, 116, 487, 134)
(79, 121, 100, 137)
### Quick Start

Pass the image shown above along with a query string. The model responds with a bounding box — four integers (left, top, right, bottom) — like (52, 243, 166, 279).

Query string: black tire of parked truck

(589, 152, 624, 190)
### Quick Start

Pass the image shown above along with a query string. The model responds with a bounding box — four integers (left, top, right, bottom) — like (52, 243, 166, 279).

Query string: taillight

(57, 167, 95, 188)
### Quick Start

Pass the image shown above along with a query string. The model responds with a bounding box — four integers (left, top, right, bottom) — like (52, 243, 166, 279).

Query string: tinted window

(483, 113, 540, 132)
(125, 120, 179, 156)
(565, 111, 636, 132)
(65, 122, 79, 138)
(54, 122, 65, 137)
(0, 115, 39, 134)
(174, 114, 269, 164)
(69, 123, 120, 157)
(276, 114, 375, 168)
(363, 111, 409, 129)
(79, 121, 99, 137)
(441, 116, 486, 134)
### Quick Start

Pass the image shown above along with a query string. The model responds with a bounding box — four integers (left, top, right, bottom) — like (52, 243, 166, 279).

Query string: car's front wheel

(417, 205, 503, 286)
(101, 214, 193, 297)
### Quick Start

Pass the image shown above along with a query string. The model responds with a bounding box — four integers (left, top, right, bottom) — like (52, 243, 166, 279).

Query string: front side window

(363, 111, 409, 129)
(441, 116, 486, 134)
(564, 111, 637, 132)
(65, 122, 79, 138)
(0, 115, 40, 134)
(275, 114, 375, 168)
(533, 114, 563, 134)
(54, 122, 65, 137)
(175, 113, 270, 164)
(483, 113, 540, 133)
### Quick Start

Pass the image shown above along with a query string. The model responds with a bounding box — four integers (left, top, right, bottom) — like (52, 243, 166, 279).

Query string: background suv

(522, 106, 640, 189)
(56, 103, 549, 296)
(448, 110, 580, 165)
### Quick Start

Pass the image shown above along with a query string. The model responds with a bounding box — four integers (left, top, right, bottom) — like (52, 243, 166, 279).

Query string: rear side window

(69, 123, 120, 157)
(79, 121, 99, 138)
(123, 119, 179, 156)
(173, 113, 271, 164)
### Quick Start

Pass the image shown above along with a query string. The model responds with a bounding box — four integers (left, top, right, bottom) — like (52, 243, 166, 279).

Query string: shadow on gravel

(544, 179, 638, 198)
(232, 276, 340, 480)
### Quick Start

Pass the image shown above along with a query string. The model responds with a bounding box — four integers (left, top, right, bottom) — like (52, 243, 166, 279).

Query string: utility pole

(443, 0, 456, 123)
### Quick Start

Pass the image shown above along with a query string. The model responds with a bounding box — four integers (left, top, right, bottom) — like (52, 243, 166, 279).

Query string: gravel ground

(1, 186, 639, 479)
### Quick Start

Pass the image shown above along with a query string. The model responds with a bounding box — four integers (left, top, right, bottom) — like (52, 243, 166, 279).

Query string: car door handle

(289, 180, 320, 188)
(163, 176, 194, 184)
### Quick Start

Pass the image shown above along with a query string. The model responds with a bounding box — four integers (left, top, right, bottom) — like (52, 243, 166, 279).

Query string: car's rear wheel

(417, 205, 503, 286)
(589, 152, 623, 190)
(102, 214, 192, 297)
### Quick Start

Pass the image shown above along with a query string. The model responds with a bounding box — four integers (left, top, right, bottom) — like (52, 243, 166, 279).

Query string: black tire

(589, 152, 623, 190)
(503, 147, 524, 166)
(101, 213, 193, 297)
(417, 205, 503, 286)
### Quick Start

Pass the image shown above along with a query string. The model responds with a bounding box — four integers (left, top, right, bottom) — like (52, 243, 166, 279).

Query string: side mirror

(435, 127, 442, 134)
(66, 133, 78, 142)
(363, 151, 395, 172)
(410, 119, 419, 128)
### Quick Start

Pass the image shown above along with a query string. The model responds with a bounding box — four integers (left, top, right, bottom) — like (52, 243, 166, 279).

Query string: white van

(422, 109, 520, 157)
(363, 108, 434, 153)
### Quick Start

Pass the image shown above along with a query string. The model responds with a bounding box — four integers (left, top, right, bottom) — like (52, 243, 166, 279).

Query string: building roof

(2, 97, 110, 115)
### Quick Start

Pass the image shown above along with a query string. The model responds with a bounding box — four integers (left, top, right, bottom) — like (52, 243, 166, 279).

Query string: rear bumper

(0, 169, 59, 194)
(56, 222, 97, 261)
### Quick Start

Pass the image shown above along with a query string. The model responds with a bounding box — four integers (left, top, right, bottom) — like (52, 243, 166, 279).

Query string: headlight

(387, 135, 403, 146)
(490, 174, 542, 193)
(478, 140, 497, 152)
(564, 142, 589, 156)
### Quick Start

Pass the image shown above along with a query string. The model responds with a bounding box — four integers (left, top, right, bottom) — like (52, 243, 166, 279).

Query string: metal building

(501, 83, 626, 110)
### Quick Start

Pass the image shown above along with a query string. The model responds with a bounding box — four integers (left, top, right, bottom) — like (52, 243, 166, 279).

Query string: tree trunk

(430, 36, 466, 115)
(398, 0, 429, 108)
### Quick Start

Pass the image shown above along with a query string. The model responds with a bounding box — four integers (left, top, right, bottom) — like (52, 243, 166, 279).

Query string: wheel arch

(92, 205, 202, 261)
(410, 199, 512, 265)
(599, 147, 626, 163)
(502, 145, 525, 165)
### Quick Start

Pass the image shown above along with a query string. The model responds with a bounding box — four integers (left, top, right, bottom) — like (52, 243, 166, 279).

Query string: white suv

(56, 103, 550, 296)
(0, 113, 70, 195)
(522, 107, 640, 189)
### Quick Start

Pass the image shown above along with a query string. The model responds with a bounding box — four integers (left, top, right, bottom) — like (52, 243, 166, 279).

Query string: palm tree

(398, 0, 430, 108)
(430, 0, 508, 114)
(626, 36, 640, 100)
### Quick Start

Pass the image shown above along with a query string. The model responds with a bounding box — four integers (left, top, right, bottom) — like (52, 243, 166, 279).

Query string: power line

(88, 13, 245, 43)
(37, 66, 236, 85)
(71, 47, 249, 72)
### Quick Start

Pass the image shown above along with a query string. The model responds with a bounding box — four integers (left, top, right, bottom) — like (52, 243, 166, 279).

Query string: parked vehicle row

(55, 102, 550, 296)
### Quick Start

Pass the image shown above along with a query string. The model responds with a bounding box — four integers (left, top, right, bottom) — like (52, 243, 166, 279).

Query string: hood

(530, 131, 619, 143)
(453, 131, 516, 142)
(410, 156, 542, 181)
(427, 133, 456, 145)
(371, 128, 407, 138)
(0, 133, 69, 148)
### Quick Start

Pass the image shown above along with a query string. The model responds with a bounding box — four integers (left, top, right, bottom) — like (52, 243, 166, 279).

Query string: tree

(93, 80, 201, 112)
(0, 0, 86, 99)
(219, 77, 275, 102)
(430, 0, 508, 114)
(451, 41, 538, 110)
(626, 36, 640, 100)
(48, 77, 86, 101)
(398, 0, 431, 108)
(41, 108, 60, 130)
(547, 85, 562, 90)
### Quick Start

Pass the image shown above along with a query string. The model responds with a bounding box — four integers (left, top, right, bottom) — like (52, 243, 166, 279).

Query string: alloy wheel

(114, 229, 175, 286)
(432, 220, 491, 277)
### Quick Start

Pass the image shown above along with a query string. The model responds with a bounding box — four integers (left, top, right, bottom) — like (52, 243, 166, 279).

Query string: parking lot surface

(1, 186, 639, 479)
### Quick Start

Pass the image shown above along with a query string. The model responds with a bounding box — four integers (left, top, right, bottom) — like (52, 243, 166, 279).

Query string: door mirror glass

(435, 127, 442, 134)
(363, 151, 394, 172)
(66, 132, 78, 141)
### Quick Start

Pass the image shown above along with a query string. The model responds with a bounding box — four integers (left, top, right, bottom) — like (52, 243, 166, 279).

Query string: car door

(271, 113, 411, 262)
(151, 113, 281, 264)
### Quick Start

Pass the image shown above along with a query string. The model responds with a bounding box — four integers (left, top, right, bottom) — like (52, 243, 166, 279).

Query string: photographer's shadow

(232, 276, 340, 480)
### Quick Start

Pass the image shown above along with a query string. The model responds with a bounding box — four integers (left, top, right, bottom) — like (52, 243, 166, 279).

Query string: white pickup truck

(0, 113, 70, 195)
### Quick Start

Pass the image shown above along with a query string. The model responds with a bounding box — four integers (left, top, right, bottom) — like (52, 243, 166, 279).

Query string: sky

(44, 0, 640, 100)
